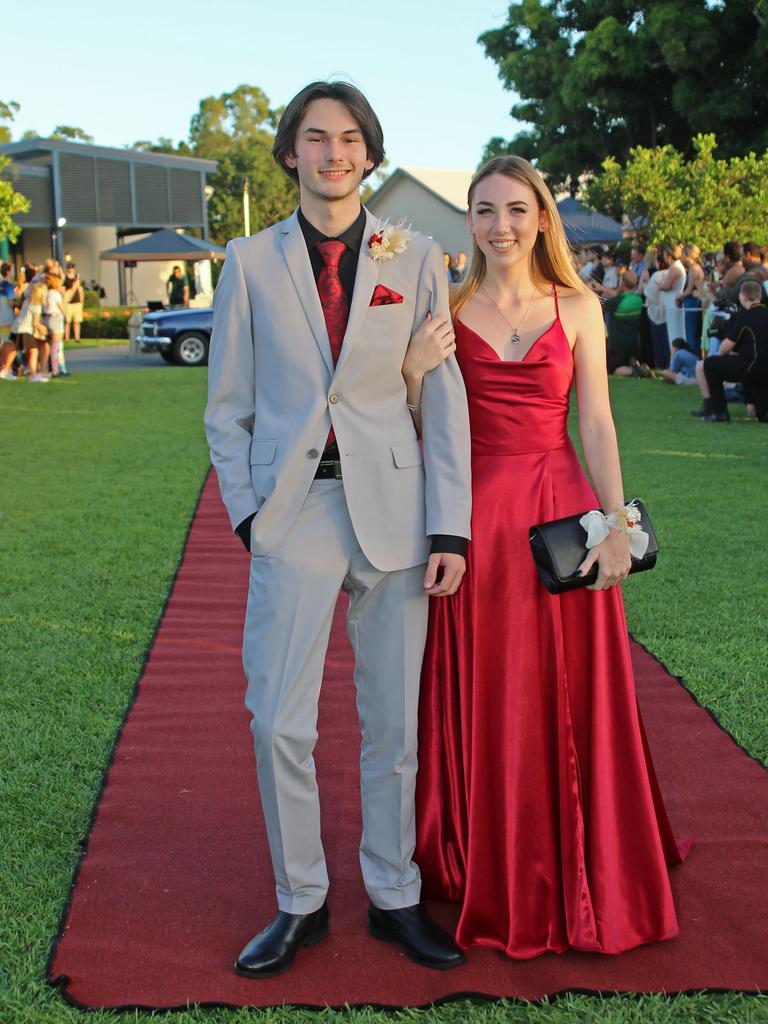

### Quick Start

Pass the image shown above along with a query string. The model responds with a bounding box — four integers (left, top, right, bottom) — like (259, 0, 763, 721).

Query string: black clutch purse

(529, 499, 658, 594)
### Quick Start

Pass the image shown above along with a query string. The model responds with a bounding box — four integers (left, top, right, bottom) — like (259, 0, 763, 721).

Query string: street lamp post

(243, 176, 250, 237)
(51, 216, 67, 265)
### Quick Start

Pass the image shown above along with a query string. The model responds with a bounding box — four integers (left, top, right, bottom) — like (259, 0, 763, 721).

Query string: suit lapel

(280, 211, 334, 374)
(334, 208, 381, 376)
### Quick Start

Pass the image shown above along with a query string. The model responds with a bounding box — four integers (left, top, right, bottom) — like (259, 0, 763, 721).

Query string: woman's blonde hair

(30, 282, 46, 305)
(684, 243, 701, 262)
(44, 273, 62, 292)
(450, 156, 587, 319)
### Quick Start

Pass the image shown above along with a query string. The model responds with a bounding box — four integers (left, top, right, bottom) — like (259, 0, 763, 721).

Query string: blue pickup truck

(137, 306, 212, 366)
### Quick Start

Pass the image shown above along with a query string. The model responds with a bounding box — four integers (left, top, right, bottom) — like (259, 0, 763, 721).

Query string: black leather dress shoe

(368, 903, 465, 970)
(234, 903, 329, 978)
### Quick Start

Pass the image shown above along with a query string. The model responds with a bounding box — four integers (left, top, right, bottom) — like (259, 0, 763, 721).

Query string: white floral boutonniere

(367, 220, 413, 262)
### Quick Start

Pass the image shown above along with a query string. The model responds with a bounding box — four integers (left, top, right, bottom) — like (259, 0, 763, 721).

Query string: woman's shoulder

(555, 285, 601, 315)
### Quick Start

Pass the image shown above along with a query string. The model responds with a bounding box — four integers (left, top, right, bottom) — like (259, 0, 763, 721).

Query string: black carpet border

(44, 985, 768, 1015)
(44, 488, 767, 1012)
(45, 466, 213, 1000)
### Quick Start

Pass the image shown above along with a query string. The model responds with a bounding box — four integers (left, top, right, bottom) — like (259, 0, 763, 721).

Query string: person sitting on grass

(662, 338, 698, 386)
(693, 280, 768, 423)
(605, 270, 650, 376)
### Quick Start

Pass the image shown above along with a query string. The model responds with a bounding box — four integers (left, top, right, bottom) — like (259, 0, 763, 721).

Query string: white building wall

(367, 178, 472, 257)
(17, 227, 213, 307)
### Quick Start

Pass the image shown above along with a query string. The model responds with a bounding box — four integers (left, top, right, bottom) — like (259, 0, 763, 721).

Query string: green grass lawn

(0, 372, 766, 1024)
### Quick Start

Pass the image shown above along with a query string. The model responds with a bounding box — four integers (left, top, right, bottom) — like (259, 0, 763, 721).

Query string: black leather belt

(314, 443, 342, 480)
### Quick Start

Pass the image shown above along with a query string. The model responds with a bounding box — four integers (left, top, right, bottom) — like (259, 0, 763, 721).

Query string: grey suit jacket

(204, 207, 471, 572)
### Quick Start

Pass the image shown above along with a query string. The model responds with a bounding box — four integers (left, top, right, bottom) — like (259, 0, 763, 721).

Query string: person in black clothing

(167, 265, 189, 307)
(698, 280, 768, 422)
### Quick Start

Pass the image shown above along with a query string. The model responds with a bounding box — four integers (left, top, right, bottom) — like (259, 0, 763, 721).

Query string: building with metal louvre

(0, 137, 217, 305)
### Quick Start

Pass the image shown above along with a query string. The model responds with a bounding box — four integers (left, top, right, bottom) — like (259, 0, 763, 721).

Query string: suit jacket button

(307, 448, 319, 459)
(329, 394, 340, 404)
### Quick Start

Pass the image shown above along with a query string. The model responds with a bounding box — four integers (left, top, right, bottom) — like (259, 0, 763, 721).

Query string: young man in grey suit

(204, 81, 471, 977)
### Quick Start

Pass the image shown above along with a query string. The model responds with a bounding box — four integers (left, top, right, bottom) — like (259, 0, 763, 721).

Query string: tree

(0, 100, 19, 144)
(50, 125, 94, 143)
(0, 101, 30, 243)
(187, 85, 297, 243)
(586, 134, 768, 250)
(132, 85, 297, 244)
(480, 1, 768, 190)
(131, 137, 192, 156)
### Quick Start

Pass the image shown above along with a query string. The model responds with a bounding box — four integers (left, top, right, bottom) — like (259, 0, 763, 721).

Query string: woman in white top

(44, 273, 67, 376)
(643, 250, 671, 369)
(659, 244, 686, 366)
(677, 244, 705, 355)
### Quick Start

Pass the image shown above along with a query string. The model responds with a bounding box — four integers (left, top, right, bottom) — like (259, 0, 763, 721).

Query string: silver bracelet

(406, 402, 422, 413)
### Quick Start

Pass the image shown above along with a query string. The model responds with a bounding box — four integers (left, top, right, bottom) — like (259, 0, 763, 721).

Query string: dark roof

(0, 136, 216, 172)
(556, 197, 623, 245)
(100, 229, 226, 262)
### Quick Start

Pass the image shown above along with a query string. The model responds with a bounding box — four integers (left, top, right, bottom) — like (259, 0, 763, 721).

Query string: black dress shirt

(234, 207, 467, 559)
(298, 206, 365, 303)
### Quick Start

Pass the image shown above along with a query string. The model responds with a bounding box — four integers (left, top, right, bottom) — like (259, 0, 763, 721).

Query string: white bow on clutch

(579, 502, 650, 559)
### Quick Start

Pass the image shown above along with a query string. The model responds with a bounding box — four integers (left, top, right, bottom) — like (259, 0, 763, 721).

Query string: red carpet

(48, 473, 768, 1009)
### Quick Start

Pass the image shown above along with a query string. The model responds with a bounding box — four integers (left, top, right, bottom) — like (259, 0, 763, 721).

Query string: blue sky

(12, 0, 522, 173)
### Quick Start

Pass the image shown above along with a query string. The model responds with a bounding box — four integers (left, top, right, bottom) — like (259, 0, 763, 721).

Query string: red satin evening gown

(416, 287, 683, 957)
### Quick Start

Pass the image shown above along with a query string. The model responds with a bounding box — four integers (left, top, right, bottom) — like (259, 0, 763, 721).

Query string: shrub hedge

(79, 307, 134, 339)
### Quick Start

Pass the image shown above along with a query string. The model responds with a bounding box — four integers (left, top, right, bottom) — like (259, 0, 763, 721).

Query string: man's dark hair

(670, 336, 687, 350)
(631, 242, 646, 256)
(743, 241, 760, 259)
(273, 81, 385, 184)
(740, 279, 763, 304)
(724, 241, 743, 262)
(0, 262, 10, 277)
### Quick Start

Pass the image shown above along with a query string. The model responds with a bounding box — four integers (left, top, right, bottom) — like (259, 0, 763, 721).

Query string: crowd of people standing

(578, 239, 768, 422)
(0, 259, 86, 382)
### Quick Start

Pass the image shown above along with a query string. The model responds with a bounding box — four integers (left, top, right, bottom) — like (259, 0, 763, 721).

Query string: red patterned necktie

(316, 239, 349, 366)
(316, 239, 349, 449)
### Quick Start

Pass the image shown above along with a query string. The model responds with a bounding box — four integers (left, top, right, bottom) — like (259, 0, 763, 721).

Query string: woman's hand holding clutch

(577, 528, 632, 590)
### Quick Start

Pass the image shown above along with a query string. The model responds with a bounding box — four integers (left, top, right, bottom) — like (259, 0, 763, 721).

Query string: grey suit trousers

(243, 479, 428, 914)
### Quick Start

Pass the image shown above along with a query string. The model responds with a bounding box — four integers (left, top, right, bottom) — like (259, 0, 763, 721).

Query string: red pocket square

(370, 284, 404, 306)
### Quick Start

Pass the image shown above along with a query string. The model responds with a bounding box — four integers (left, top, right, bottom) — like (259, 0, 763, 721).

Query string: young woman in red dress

(402, 156, 683, 958)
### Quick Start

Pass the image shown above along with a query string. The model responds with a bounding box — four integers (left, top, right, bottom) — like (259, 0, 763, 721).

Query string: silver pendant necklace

(483, 283, 536, 345)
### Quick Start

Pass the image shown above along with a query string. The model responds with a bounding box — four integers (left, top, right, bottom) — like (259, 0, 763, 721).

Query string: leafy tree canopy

(50, 125, 94, 142)
(0, 101, 19, 145)
(132, 84, 297, 245)
(587, 133, 768, 250)
(0, 175, 29, 243)
(0, 101, 30, 242)
(480, 1, 768, 190)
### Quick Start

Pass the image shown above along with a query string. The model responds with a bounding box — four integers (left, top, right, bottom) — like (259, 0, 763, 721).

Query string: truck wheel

(172, 332, 209, 367)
